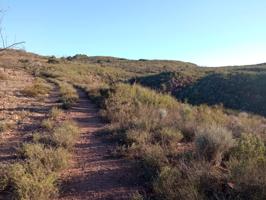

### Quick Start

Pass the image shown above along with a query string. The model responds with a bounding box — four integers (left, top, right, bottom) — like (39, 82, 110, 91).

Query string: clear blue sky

(1, 0, 266, 66)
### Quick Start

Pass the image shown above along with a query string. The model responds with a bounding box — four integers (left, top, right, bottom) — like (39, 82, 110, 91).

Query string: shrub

(49, 107, 63, 120)
(98, 83, 266, 199)
(47, 56, 59, 64)
(153, 166, 202, 200)
(21, 79, 51, 97)
(32, 132, 53, 146)
(50, 121, 79, 149)
(58, 82, 78, 109)
(4, 160, 58, 200)
(154, 127, 183, 147)
(19, 143, 70, 172)
(195, 124, 234, 165)
(127, 129, 150, 146)
(0, 114, 79, 199)
(0, 121, 8, 133)
(140, 145, 168, 181)
(131, 192, 144, 200)
(41, 118, 55, 131)
(230, 133, 265, 160)
(227, 134, 266, 199)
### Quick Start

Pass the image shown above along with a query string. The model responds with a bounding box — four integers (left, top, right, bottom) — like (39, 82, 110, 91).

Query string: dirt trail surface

(59, 90, 141, 200)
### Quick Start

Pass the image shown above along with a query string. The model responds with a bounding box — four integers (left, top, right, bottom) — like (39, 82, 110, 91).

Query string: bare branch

(0, 9, 25, 52)
(0, 29, 5, 48)
(0, 41, 25, 51)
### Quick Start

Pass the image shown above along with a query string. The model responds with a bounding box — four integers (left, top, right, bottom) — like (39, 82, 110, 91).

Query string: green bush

(195, 124, 235, 165)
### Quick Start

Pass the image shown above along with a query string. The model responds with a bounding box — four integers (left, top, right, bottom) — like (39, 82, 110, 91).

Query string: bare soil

(58, 90, 142, 200)
(0, 68, 59, 164)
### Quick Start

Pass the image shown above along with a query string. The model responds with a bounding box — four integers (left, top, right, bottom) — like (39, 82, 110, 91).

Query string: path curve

(59, 90, 141, 200)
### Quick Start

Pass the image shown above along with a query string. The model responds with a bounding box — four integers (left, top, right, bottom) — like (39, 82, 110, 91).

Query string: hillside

(135, 64, 266, 116)
(0, 50, 266, 199)
(1, 50, 266, 116)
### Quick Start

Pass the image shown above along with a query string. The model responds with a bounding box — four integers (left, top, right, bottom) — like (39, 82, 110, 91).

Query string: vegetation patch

(21, 78, 51, 97)
(50, 79, 78, 109)
(96, 83, 266, 199)
(0, 106, 79, 199)
(19, 143, 70, 172)
(49, 121, 80, 149)
(1, 161, 58, 200)
(0, 121, 8, 133)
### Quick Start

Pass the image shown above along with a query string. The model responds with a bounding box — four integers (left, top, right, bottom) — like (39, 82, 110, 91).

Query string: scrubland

(0, 50, 265, 199)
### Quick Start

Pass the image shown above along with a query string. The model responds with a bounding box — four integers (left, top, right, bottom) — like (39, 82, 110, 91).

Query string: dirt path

(59, 90, 141, 200)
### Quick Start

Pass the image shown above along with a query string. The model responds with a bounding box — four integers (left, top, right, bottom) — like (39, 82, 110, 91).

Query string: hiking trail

(59, 89, 141, 200)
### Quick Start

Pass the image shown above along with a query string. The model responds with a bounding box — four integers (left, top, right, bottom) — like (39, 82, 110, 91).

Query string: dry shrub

(58, 82, 78, 109)
(131, 192, 144, 200)
(49, 107, 63, 120)
(99, 83, 266, 199)
(195, 124, 235, 165)
(154, 127, 183, 147)
(50, 121, 79, 149)
(21, 78, 51, 97)
(0, 121, 8, 133)
(2, 160, 58, 200)
(41, 118, 55, 131)
(153, 166, 202, 200)
(227, 134, 266, 199)
(127, 129, 150, 146)
(19, 143, 70, 172)
(140, 145, 168, 181)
